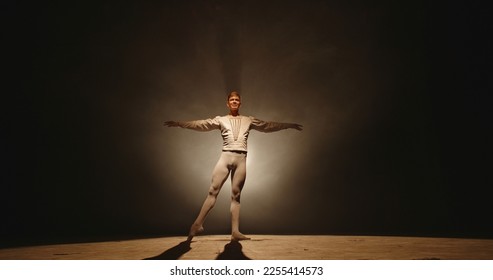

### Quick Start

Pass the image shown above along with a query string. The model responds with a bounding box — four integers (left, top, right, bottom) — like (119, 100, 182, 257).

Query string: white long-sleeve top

(177, 115, 294, 152)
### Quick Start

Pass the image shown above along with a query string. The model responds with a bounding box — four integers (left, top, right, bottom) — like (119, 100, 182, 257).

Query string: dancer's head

(227, 91, 241, 114)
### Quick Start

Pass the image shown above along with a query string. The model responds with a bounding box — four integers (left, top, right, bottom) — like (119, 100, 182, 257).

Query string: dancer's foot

(187, 224, 204, 241)
(231, 231, 251, 241)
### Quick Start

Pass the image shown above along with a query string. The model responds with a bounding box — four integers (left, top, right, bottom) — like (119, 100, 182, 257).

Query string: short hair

(227, 91, 241, 100)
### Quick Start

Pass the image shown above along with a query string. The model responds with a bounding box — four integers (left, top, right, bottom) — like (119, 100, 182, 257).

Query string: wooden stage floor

(1, 235, 492, 260)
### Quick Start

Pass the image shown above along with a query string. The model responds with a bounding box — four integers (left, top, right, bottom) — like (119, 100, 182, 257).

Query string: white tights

(189, 151, 249, 240)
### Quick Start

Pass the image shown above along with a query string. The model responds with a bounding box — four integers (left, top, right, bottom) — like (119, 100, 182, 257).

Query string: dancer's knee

(208, 184, 221, 197)
(231, 190, 241, 202)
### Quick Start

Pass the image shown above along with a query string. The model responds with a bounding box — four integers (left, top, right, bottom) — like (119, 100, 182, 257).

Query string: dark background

(2, 0, 492, 248)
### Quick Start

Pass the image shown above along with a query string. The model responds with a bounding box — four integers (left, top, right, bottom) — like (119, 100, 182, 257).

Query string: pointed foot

(187, 224, 204, 241)
(231, 232, 251, 241)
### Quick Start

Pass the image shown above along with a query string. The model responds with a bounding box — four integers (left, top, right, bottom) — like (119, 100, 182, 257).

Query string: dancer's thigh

(209, 154, 230, 194)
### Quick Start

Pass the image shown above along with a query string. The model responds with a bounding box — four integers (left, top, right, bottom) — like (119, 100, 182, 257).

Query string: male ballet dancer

(164, 92, 302, 241)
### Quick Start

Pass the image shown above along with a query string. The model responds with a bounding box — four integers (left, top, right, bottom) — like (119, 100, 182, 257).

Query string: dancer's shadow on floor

(143, 239, 251, 260)
(144, 240, 191, 260)
(216, 240, 251, 260)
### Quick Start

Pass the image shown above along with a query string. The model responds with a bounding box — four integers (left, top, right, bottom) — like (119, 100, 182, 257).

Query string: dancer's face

(227, 95, 241, 111)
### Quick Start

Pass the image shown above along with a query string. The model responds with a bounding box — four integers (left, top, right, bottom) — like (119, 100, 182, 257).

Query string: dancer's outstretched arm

(163, 117, 220, 131)
(250, 117, 303, 132)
